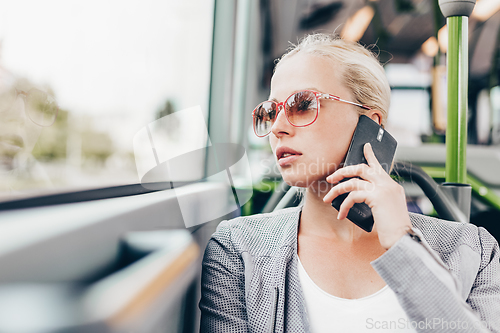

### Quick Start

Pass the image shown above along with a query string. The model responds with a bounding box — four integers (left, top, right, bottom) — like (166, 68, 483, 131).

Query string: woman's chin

(280, 173, 328, 189)
(282, 179, 307, 188)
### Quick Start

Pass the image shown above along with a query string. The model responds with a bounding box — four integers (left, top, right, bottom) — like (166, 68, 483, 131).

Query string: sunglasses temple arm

(336, 97, 371, 110)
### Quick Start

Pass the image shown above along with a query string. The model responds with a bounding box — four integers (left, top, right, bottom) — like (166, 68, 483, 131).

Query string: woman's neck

(300, 186, 372, 243)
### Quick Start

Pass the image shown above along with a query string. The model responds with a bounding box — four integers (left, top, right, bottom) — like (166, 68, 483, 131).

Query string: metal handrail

(392, 161, 467, 222)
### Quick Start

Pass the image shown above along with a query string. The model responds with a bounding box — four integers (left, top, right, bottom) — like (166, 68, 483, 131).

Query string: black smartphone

(331, 115, 397, 232)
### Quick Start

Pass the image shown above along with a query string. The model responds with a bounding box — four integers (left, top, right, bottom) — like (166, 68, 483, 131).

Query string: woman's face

(269, 52, 364, 190)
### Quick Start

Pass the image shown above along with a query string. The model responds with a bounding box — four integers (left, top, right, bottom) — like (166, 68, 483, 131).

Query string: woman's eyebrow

(301, 87, 321, 93)
(268, 88, 322, 102)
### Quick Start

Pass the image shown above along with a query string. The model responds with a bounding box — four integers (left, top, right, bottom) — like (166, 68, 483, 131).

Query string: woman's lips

(0, 134, 24, 153)
(276, 146, 302, 167)
(278, 154, 301, 167)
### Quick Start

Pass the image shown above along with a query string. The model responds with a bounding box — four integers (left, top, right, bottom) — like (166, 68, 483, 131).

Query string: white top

(297, 258, 418, 333)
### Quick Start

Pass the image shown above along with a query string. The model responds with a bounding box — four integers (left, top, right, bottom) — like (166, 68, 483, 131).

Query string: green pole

(445, 16, 468, 184)
(438, 0, 475, 222)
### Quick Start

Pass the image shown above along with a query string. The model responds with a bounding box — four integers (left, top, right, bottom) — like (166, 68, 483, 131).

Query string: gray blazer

(200, 206, 500, 332)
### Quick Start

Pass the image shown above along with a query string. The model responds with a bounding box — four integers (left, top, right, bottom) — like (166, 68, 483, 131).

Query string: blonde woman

(200, 34, 500, 332)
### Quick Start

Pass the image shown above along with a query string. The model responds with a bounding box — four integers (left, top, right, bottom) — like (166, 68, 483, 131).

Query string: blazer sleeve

(371, 226, 500, 333)
(467, 227, 500, 330)
(199, 220, 249, 333)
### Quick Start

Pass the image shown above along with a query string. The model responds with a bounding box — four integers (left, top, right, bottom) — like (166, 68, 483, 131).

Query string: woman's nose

(270, 104, 293, 137)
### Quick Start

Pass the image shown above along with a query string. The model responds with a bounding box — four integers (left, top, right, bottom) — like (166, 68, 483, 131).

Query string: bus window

(0, 0, 214, 202)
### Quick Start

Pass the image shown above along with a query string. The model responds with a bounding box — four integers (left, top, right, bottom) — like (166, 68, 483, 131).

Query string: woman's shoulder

(211, 206, 302, 255)
(409, 212, 498, 257)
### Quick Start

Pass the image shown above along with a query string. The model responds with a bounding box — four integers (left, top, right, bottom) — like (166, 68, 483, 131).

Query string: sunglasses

(0, 88, 59, 127)
(252, 90, 370, 137)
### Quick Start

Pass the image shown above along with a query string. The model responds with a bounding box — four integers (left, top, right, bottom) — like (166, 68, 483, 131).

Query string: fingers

(327, 164, 365, 183)
(323, 178, 374, 203)
(363, 143, 391, 173)
(363, 143, 381, 168)
(327, 143, 386, 184)
(324, 143, 392, 221)
(337, 191, 368, 220)
(327, 163, 377, 184)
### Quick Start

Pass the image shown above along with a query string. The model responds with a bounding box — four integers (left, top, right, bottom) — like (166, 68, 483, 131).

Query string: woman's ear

(366, 110, 382, 125)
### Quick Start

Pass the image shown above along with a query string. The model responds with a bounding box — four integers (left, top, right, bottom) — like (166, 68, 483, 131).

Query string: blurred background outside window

(0, 0, 214, 201)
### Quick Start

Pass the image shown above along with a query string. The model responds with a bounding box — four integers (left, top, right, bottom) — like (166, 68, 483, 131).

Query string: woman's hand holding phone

(323, 143, 412, 250)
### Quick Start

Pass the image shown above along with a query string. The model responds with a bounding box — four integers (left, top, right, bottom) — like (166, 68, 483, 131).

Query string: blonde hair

(275, 34, 391, 126)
